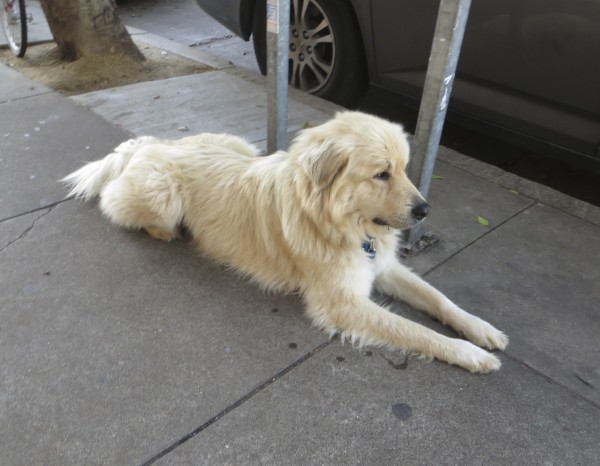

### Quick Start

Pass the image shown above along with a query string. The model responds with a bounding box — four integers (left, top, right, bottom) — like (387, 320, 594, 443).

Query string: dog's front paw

(459, 316, 509, 351)
(145, 226, 177, 242)
(447, 339, 502, 374)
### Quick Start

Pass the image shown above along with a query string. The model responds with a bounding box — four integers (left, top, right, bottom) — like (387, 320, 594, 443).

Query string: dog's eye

(374, 171, 391, 181)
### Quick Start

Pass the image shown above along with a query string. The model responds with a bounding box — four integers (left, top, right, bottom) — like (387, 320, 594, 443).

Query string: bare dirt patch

(0, 40, 212, 95)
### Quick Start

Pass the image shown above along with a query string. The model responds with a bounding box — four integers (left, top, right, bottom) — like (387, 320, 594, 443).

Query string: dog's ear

(300, 140, 349, 189)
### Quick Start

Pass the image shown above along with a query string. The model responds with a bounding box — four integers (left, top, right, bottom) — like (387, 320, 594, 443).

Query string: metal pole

(405, 0, 472, 246)
(266, 0, 290, 153)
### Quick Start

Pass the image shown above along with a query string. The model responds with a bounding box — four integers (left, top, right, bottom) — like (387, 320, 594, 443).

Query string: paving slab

(71, 69, 335, 142)
(119, 0, 228, 47)
(0, 200, 326, 466)
(156, 343, 599, 465)
(0, 92, 128, 220)
(196, 36, 261, 74)
(438, 145, 600, 227)
(423, 203, 600, 404)
(0, 64, 51, 103)
(130, 30, 234, 71)
(402, 160, 534, 274)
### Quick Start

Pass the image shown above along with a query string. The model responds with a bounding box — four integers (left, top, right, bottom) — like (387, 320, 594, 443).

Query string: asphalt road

(118, 0, 600, 207)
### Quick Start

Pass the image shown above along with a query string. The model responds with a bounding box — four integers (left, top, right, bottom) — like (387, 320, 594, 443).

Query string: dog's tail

(61, 136, 159, 200)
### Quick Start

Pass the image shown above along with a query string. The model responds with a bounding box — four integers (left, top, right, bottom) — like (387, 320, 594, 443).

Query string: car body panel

(371, 0, 600, 163)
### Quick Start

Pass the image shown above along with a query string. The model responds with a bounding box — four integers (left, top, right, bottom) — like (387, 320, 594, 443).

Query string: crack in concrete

(0, 207, 54, 253)
(188, 34, 234, 47)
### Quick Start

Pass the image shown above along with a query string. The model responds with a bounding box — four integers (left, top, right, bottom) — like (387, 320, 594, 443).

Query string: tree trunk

(39, 0, 144, 62)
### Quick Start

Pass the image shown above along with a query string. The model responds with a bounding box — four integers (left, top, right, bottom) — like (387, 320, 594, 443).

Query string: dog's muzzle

(373, 202, 430, 230)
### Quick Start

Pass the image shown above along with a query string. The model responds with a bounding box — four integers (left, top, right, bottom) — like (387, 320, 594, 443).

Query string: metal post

(405, 0, 472, 246)
(266, 0, 290, 153)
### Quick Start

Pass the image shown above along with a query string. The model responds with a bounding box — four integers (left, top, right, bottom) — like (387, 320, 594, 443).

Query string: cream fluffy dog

(63, 111, 507, 373)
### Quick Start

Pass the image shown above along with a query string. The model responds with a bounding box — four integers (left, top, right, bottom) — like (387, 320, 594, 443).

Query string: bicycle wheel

(1, 0, 27, 57)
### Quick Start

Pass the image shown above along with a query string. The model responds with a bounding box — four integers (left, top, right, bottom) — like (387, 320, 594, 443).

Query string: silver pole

(266, 0, 290, 153)
(406, 0, 472, 246)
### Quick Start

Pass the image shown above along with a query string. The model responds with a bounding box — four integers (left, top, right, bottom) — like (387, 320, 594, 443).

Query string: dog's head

(290, 111, 429, 235)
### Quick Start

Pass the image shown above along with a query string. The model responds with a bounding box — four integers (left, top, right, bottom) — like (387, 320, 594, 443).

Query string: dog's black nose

(411, 202, 430, 220)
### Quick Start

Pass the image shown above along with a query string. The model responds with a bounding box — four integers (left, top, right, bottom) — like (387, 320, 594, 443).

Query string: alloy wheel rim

(288, 0, 335, 93)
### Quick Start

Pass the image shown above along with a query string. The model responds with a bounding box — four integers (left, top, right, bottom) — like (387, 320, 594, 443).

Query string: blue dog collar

(362, 237, 376, 259)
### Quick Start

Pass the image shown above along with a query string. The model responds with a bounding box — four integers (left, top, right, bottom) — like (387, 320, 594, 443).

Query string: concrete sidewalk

(1, 30, 600, 466)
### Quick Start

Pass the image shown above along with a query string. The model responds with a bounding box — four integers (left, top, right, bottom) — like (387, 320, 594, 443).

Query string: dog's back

(62, 134, 258, 200)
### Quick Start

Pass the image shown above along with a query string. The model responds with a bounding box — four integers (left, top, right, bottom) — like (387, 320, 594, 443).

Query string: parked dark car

(195, 0, 600, 169)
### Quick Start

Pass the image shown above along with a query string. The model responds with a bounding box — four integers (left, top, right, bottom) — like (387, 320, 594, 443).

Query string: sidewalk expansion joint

(139, 339, 332, 466)
(421, 201, 536, 278)
(0, 89, 54, 105)
(501, 352, 600, 410)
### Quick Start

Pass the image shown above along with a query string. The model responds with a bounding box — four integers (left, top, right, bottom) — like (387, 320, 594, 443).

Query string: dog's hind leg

(305, 292, 502, 373)
(99, 172, 183, 242)
(375, 262, 508, 351)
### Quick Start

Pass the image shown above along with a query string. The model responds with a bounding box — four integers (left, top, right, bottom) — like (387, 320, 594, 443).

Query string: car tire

(252, 0, 368, 107)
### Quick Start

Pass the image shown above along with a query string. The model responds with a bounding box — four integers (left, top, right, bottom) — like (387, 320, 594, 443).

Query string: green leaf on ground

(432, 175, 444, 180)
(477, 216, 490, 226)
(301, 121, 310, 129)
(509, 189, 519, 195)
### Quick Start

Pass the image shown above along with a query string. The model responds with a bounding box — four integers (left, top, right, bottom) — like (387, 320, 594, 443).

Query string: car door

(370, 0, 600, 165)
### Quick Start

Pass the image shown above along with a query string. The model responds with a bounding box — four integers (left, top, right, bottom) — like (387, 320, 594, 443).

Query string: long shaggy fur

(62, 111, 508, 373)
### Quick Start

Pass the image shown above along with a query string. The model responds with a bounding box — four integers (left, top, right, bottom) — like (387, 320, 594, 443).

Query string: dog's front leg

(304, 292, 502, 373)
(375, 261, 508, 351)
